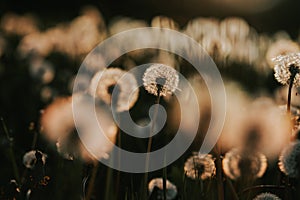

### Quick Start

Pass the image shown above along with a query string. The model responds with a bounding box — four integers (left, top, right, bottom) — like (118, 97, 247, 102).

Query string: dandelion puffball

(278, 140, 300, 178)
(148, 178, 177, 200)
(184, 153, 216, 180)
(89, 68, 139, 112)
(222, 148, 267, 180)
(143, 64, 179, 97)
(23, 150, 47, 169)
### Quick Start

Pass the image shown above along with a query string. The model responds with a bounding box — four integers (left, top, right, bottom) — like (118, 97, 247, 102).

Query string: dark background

(0, 0, 300, 35)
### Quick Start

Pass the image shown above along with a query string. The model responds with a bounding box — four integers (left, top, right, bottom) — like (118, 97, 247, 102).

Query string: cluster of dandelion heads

(222, 148, 267, 180)
(89, 68, 139, 112)
(143, 64, 179, 97)
(184, 153, 216, 180)
(278, 140, 300, 178)
(148, 178, 177, 200)
(23, 150, 47, 169)
(223, 98, 291, 159)
(273, 52, 300, 86)
(253, 193, 281, 200)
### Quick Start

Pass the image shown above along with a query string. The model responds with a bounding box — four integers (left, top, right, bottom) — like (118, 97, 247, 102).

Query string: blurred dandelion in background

(148, 178, 177, 200)
(29, 57, 55, 84)
(222, 148, 267, 180)
(40, 94, 118, 162)
(89, 68, 139, 112)
(23, 150, 47, 169)
(143, 64, 179, 97)
(184, 153, 216, 180)
(0, 13, 39, 36)
(278, 140, 300, 178)
(253, 192, 281, 200)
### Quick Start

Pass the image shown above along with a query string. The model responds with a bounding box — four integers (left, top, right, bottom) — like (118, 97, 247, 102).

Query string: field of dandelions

(0, 5, 300, 200)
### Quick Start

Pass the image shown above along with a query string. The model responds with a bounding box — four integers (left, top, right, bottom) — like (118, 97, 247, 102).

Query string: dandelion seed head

(89, 68, 139, 112)
(278, 140, 300, 178)
(273, 52, 300, 86)
(40, 97, 74, 142)
(148, 178, 177, 200)
(23, 150, 47, 169)
(184, 153, 216, 180)
(222, 148, 267, 180)
(143, 64, 179, 97)
(253, 192, 281, 200)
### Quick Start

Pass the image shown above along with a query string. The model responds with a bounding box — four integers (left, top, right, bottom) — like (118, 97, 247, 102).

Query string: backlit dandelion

(89, 68, 139, 112)
(184, 153, 216, 180)
(253, 192, 281, 200)
(148, 178, 177, 200)
(278, 140, 300, 178)
(273, 52, 300, 112)
(222, 148, 267, 180)
(143, 64, 179, 97)
(40, 94, 118, 162)
(23, 150, 47, 169)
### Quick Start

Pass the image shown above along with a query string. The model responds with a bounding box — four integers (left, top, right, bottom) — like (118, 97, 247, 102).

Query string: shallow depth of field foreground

(0, 0, 300, 199)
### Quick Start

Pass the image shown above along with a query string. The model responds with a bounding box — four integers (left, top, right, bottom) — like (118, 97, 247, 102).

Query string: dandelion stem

(1, 118, 20, 183)
(287, 64, 299, 113)
(215, 143, 224, 200)
(163, 153, 167, 200)
(86, 161, 99, 200)
(144, 92, 161, 199)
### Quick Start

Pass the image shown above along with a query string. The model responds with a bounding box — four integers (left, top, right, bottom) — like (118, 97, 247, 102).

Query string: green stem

(86, 161, 99, 200)
(143, 93, 161, 199)
(287, 64, 299, 113)
(1, 118, 20, 183)
(216, 143, 224, 200)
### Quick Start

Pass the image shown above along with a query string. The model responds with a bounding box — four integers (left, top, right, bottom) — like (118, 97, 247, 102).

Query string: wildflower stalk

(163, 152, 167, 200)
(1, 118, 20, 183)
(143, 89, 162, 199)
(287, 64, 299, 113)
(215, 143, 224, 200)
(86, 161, 99, 200)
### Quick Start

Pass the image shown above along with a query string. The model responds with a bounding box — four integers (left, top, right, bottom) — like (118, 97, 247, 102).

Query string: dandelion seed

(148, 178, 177, 200)
(143, 64, 179, 97)
(89, 68, 139, 112)
(184, 153, 216, 180)
(278, 140, 300, 178)
(23, 150, 47, 169)
(222, 148, 267, 180)
(253, 192, 281, 200)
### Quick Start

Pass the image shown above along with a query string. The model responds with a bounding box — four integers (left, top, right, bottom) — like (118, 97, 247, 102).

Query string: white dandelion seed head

(23, 150, 47, 169)
(253, 192, 281, 200)
(148, 178, 177, 200)
(222, 148, 268, 180)
(273, 52, 300, 86)
(184, 153, 216, 180)
(89, 68, 139, 112)
(143, 64, 179, 97)
(278, 140, 300, 178)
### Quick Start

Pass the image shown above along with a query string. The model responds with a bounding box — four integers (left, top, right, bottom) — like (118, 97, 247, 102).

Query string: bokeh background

(0, 0, 300, 199)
